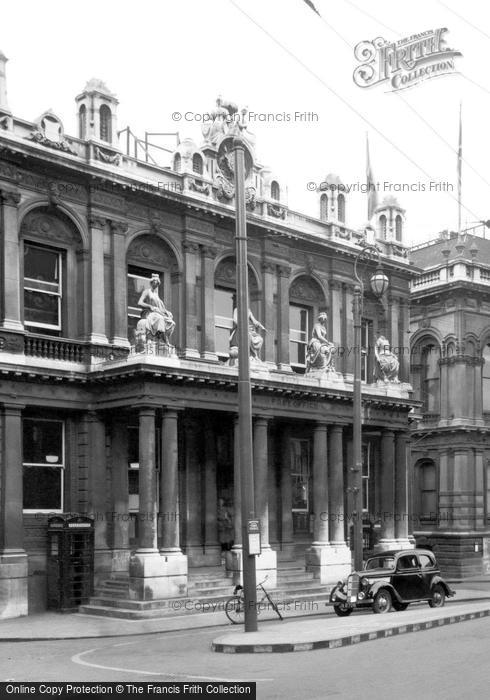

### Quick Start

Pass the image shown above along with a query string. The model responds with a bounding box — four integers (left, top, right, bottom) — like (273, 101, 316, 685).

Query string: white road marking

(71, 648, 274, 683)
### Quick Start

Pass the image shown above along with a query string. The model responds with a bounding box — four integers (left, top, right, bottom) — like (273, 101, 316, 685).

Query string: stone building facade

(410, 229, 490, 577)
(0, 54, 415, 618)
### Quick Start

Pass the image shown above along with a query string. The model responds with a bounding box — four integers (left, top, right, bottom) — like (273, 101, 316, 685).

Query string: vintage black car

(329, 549, 455, 616)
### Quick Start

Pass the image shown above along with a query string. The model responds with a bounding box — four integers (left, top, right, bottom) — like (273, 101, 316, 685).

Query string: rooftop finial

(0, 50, 10, 113)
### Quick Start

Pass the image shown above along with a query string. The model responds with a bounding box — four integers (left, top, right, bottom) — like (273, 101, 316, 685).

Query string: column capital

(110, 219, 128, 235)
(328, 279, 342, 291)
(277, 264, 291, 278)
(314, 420, 328, 430)
(1, 402, 25, 414)
(89, 214, 106, 229)
(138, 405, 157, 417)
(253, 414, 270, 425)
(382, 428, 395, 439)
(0, 189, 21, 207)
(182, 240, 200, 254)
(202, 245, 218, 259)
(262, 261, 276, 274)
(329, 423, 344, 434)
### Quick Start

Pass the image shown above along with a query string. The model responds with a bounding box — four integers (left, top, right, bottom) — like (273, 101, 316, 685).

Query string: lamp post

(217, 131, 258, 631)
(351, 246, 389, 572)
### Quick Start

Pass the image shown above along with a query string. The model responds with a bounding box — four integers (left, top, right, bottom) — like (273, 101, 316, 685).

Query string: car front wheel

(429, 584, 446, 608)
(372, 589, 392, 614)
(333, 602, 353, 617)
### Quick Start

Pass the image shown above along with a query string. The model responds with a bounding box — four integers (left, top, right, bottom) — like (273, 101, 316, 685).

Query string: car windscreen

(365, 557, 395, 570)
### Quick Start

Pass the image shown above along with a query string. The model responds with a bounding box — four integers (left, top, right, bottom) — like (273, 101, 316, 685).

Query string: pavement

(1, 585, 490, 643)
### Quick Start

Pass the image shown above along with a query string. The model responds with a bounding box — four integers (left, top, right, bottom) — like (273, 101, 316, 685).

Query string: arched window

(192, 153, 203, 175)
(320, 194, 328, 221)
(395, 215, 403, 241)
(337, 193, 345, 223)
(483, 343, 490, 412)
(271, 180, 280, 201)
(99, 104, 112, 143)
(421, 344, 440, 413)
(379, 215, 387, 239)
(174, 153, 181, 173)
(417, 460, 437, 522)
(78, 105, 87, 140)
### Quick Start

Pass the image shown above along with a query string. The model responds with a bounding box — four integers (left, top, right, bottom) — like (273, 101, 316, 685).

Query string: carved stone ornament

(0, 332, 24, 354)
(215, 174, 234, 201)
(290, 276, 325, 304)
(94, 146, 121, 166)
(189, 179, 211, 196)
(28, 112, 77, 156)
(267, 203, 286, 219)
(127, 234, 177, 268)
(21, 209, 83, 250)
(0, 189, 21, 207)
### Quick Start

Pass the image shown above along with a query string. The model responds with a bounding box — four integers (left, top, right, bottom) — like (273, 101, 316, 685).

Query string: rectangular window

(23, 418, 64, 512)
(291, 439, 311, 534)
(290, 305, 309, 367)
(361, 318, 373, 382)
(127, 266, 162, 343)
(420, 463, 437, 521)
(24, 243, 62, 334)
(214, 288, 234, 356)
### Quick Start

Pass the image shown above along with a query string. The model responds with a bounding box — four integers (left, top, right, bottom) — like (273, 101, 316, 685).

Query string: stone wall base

(414, 532, 490, 578)
(129, 550, 188, 600)
(186, 544, 221, 567)
(305, 543, 351, 584)
(225, 546, 277, 587)
(0, 553, 28, 619)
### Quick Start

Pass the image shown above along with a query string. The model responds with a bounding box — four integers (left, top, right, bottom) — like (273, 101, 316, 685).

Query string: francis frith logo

(353, 28, 462, 91)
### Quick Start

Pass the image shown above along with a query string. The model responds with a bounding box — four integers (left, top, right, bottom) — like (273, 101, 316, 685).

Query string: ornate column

(159, 409, 187, 583)
(280, 427, 294, 560)
(88, 215, 108, 344)
(182, 240, 200, 358)
(184, 417, 203, 565)
(111, 416, 130, 572)
(328, 425, 347, 546)
(201, 246, 218, 361)
(110, 220, 130, 347)
(329, 280, 343, 373)
(227, 416, 243, 579)
(254, 416, 277, 585)
(277, 265, 292, 371)
(0, 190, 22, 332)
(86, 411, 111, 579)
(203, 414, 220, 564)
(394, 431, 412, 547)
(378, 429, 396, 548)
(0, 403, 28, 618)
(261, 262, 276, 365)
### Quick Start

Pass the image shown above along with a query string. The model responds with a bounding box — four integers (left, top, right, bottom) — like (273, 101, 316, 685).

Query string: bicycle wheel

(225, 595, 245, 624)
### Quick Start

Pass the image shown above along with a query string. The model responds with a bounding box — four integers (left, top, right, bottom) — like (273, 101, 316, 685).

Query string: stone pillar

(268, 425, 279, 550)
(111, 416, 130, 572)
(110, 220, 130, 347)
(159, 409, 187, 591)
(227, 416, 242, 580)
(182, 241, 200, 358)
(86, 411, 111, 580)
(254, 416, 277, 586)
(277, 265, 292, 371)
(378, 429, 397, 549)
(279, 428, 295, 560)
(203, 415, 220, 565)
(0, 404, 28, 618)
(88, 215, 108, 344)
(394, 432, 412, 548)
(262, 263, 276, 366)
(0, 190, 22, 332)
(201, 246, 218, 361)
(185, 419, 204, 566)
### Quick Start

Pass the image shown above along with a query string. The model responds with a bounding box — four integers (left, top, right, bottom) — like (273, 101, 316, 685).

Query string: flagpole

(457, 102, 462, 237)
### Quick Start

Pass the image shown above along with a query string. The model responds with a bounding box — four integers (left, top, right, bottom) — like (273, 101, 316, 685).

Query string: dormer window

(192, 153, 203, 175)
(271, 180, 280, 201)
(99, 104, 112, 143)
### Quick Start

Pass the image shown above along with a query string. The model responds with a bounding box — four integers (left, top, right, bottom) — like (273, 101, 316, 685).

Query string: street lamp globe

(370, 263, 389, 297)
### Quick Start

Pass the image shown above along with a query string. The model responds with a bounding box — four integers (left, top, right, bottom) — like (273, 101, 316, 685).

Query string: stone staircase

(78, 561, 331, 620)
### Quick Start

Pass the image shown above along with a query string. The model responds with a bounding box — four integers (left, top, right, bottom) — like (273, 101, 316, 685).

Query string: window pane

(23, 466, 62, 510)
(24, 290, 60, 327)
(422, 463, 436, 490)
(23, 419, 63, 464)
(215, 289, 234, 318)
(215, 327, 231, 354)
(421, 492, 437, 517)
(24, 245, 59, 284)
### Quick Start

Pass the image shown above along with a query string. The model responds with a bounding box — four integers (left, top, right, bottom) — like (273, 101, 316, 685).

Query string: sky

(1, 0, 489, 245)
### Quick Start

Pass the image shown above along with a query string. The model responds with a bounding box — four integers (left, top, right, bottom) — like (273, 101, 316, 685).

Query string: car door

(392, 554, 425, 600)
(418, 553, 437, 596)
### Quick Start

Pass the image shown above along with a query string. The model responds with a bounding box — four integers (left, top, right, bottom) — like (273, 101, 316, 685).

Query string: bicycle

(224, 575, 284, 624)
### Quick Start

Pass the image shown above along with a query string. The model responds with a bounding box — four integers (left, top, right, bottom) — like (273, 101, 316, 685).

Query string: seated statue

(135, 274, 176, 349)
(229, 304, 266, 363)
(306, 313, 335, 373)
(374, 335, 399, 383)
